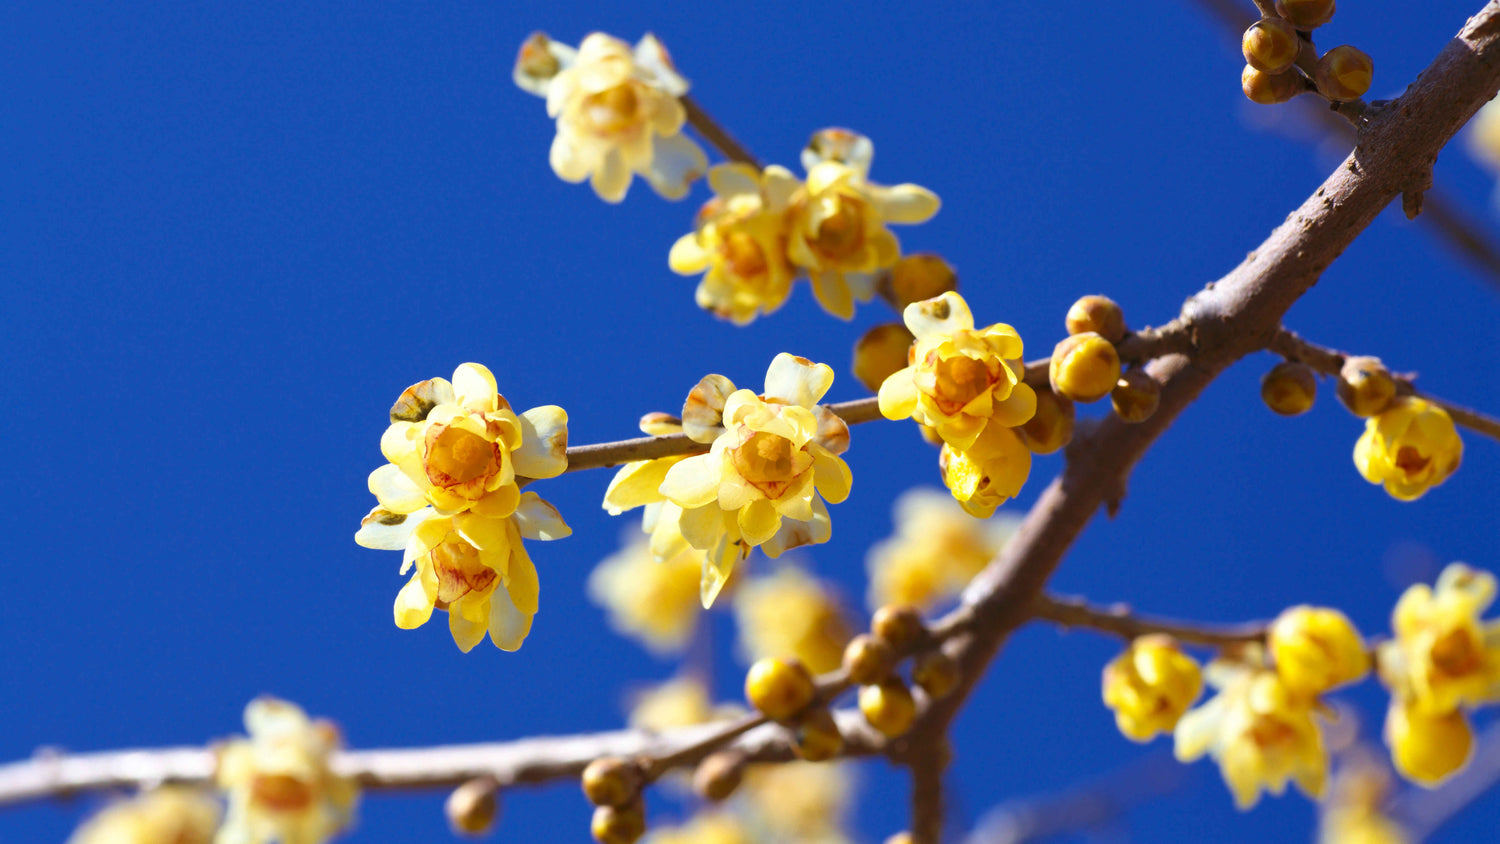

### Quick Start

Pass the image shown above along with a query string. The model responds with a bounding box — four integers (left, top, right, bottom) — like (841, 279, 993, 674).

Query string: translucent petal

(394, 571, 436, 629)
(738, 498, 782, 546)
(632, 33, 689, 96)
(591, 147, 631, 203)
(661, 454, 723, 508)
(549, 133, 590, 183)
(708, 162, 762, 198)
(716, 471, 759, 511)
(449, 600, 489, 652)
(870, 182, 940, 224)
(380, 421, 420, 465)
(488, 584, 534, 652)
(355, 505, 432, 550)
(812, 448, 852, 504)
(452, 363, 498, 413)
(504, 542, 541, 614)
(878, 368, 920, 420)
(669, 233, 710, 275)
(678, 503, 728, 551)
(904, 291, 974, 339)
(762, 166, 801, 210)
(402, 516, 450, 575)
(764, 353, 835, 408)
(514, 491, 572, 541)
(514, 405, 569, 479)
(701, 543, 735, 608)
(643, 132, 707, 201)
(367, 463, 427, 514)
(603, 457, 674, 514)
(810, 270, 854, 320)
(805, 160, 854, 196)
(470, 483, 520, 519)
(453, 511, 511, 553)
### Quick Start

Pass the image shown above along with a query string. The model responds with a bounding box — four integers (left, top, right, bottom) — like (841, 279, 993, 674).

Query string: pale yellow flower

(589, 531, 704, 655)
(734, 565, 852, 674)
(68, 787, 220, 844)
(878, 292, 1036, 451)
(1376, 563, 1500, 717)
(865, 487, 1018, 611)
(645, 812, 755, 844)
(939, 422, 1032, 519)
(1269, 606, 1371, 696)
(1467, 97, 1500, 172)
(1174, 655, 1329, 809)
(670, 163, 801, 324)
(741, 761, 853, 844)
(1102, 635, 1203, 742)
(628, 675, 741, 732)
(516, 32, 706, 203)
(215, 698, 358, 844)
(1353, 396, 1462, 501)
(786, 129, 939, 319)
(1317, 753, 1411, 844)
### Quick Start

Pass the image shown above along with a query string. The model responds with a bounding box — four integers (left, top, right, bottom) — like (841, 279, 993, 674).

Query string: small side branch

(1030, 593, 1268, 649)
(681, 95, 761, 169)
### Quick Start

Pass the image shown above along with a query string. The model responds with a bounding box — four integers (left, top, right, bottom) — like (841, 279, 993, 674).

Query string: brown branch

(1270, 327, 1500, 442)
(907, 737, 950, 844)
(680, 95, 761, 169)
(1030, 593, 1268, 649)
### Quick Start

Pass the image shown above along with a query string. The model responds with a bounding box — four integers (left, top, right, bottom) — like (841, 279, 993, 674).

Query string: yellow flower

(939, 422, 1032, 518)
(670, 163, 801, 324)
(67, 787, 220, 844)
(215, 698, 358, 844)
(1174, 656, 1329, 809)
(1376, 563, 1500, 716)
(733, 565, 852, 674)
(515, 32, 706, 203)
(865, 487, 1017, 611)
(627, 674, 742, 731)
(367, 363, 567, 518)
(879, 292, 1036, 450)
(1353, 396, 1462, 501)
(1269, 606, 1371, 696)
(1102, 635, 1203, 742)
(1384, 697, 1474, 786)
(588, 531, 704, 655)
(786, 129, 940, 319)
(1317, 752, 1411, 844)
(645, 812, 756, 844)
(741, 761, 853, 844)
(659, 354, 853, 604)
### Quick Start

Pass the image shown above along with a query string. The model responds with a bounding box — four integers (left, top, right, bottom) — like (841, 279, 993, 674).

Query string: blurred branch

(1270, 327, 1500, 442)
(961, 753, 1185, 844)
(681, 95, 761, 169)
(1030, 593, 1268, 649)
(907, 738, 951, 844)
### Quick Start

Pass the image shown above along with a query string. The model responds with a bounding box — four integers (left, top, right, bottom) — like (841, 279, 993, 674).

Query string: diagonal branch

(1030, 593, 1268, 648)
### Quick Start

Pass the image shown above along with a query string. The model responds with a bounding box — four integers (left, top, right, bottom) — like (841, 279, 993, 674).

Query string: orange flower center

(1430, 627, 1482, 678)
(928, 354, 995, 414)
(731, 431, 803, 498)
(431, 538, 499, 604)
(810, 196, 866, 261)
(1249, 715, 1297, 749)
(1395, 445, 1431, 476)
(722, 230, 769, 280)
(251, 773, 316, 812)
(426, 424, 500, 489)
(583, 83, 641, 136)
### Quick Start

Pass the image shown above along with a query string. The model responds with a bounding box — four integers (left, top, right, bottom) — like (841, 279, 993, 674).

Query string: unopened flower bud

(794, 707, 845, 762)
(1317, 45, 1372, 102)
(1242, 18, 1300, 74)
(1269, 605, 1369, 695)
(446, 777, 500, 837)
(860, 679, 918, 737)
(843, 634, 896, 685)
(1111, 369, 1161, 423)
(744, 657, 817, 722)
(871, 604, 928, 654)
(1021, 387, 1075, 454)
(1336, 356, 1396, 417)
(582, 757, 644, 808)
(692, 750, 746, 802)
(1050, 332, 1121, 403)
(913, 650, 961, 700)
(1276, 0, 1336, 29)
(591, 801, 647, 844)
(1065, 295, 1126, 344)
(1242, 65, 1306, 105)
(886, 254, 958, 309)
(1261, 361, 1316, 416)
(853, 323, 916, 393)
(1386, 701, 1473, 786)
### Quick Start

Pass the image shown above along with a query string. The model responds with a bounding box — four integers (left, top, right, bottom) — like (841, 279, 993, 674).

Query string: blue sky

(3, 2, 1499, 842)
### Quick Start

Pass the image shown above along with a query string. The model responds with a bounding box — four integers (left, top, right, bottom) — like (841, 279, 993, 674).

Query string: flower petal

(642, 132, 707, 201)
(738, 498, 782, 546)
(809, 270, 854, 320)
(878, 368, 920, 420)
(449, 600, 489, 652)
(549, 132, 590, 183)
(870, 182, 940, 224)
(394, 570, 436, 630)
(488, 584, 534, 652)
(368, 463, 427, 514)
(514, 405, 569, 479)
(355, 505, 432, 550)
(453, 511, 512, 553)
(904, 291, 974, 339)
(514, 491, 572, 541)
(452, 363, 498, 413)
(661, 454, 722, 508)
(669, 233, 710, 275)
(504, 542, 541, 614)
(764, 353, 835, 408)
(812, 448, 852, 504)
(603, 457, 675, 514)
(591, 147, 631, 203)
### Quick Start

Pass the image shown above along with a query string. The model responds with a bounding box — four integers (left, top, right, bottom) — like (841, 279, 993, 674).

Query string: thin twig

(1269, 328, 1500, 443)
(907, 738, 950, 844)
(1029, 593, 1268, 648)
(680, 95, 761, 169)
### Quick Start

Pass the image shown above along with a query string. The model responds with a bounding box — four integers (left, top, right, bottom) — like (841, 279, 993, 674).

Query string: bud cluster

(1239, 4, 1373, 106)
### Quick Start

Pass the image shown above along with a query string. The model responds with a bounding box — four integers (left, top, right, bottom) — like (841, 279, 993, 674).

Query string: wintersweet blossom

(1384, 697, 1474, 785)
(865, 488, 1018, 611)
(644, 813, 755, 844)
(786, 129, 940, 319)
(588, 531, 703, 654)
(939, 422, 1032, 519)
(628, 675, 741, 732)
(1317, 754, 1411, 844)
(741, 761, 854, 844)
(879, 292, 1036, 451)
(734, 565, 852, 674)
(1353, 396, 1462, 501)
(514, 32, 706, 202)
(1174, 654, 1329, 809)
(68, 788, 220, 844)
(1376, 563, 1500, 716)
(215, 698, 358, 844)
(1268, 606, 1371, 696)
(1102, 635, 1203, 742)
(669, 163, 800, 324)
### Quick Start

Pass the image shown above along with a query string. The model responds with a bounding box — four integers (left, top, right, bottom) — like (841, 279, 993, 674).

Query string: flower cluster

(355, 364, 570, 651)
(604, 354, 852, 607)
(514, 32, 707, 203)
(734, 565, 852, 674)
(1377, 563, 1500, 784)
(68, 788, 220, 844)
(1102, 635, 1203, 743)
(215, 698, 358, 844)
(1353, 396, 1463, 501)
(672, 128, 940, 322)
(865, 488, 1019, 611)
(588, 531, 704, 655)
(878, 291, 1036, 517)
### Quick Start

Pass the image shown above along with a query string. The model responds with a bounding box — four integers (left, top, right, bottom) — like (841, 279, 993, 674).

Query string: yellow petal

(764, 353, 835, 408)
(812, 448, 852, 504)
(661, 454, 722, 508)
(513, 491, 571, 540)
(878, 368, 919, 420)
(870, 182, 940, 224)
(452, 363, 498, 413)
(602, 458, 674, 514)
(368, 463, 427, 514)
(394, 571, 436, 629)
(549, 132, 589, 183)
(809, 270, 854, 320)
(488, 582, 534, 651)
(449, 600, 489, 652)
(903, 291, 974, 339)
(737, 498, 782, 546)
(591, 147, 631, 203)
(669, 233, 710, 275)
(514, 405, 569, 479)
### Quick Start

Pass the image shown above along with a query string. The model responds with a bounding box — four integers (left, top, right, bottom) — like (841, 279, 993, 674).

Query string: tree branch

(681, 95, 762, 169)
(1030, 593, 1268, 649)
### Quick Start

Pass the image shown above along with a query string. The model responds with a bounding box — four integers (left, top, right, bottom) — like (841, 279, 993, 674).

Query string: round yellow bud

(1317, 45, 1372, 102)
(1110, 369, 1161, 423)
(1269, 605, 1370, 695)
(1276, 0, 1335, 29)
(859, 679, 918, 737)
(692, 750, 746, 802)
(843, 634, 896, 686)
(1242, 18, 1300, 74)
(912, 650, 961, 700)
(1261, 360, 1316, 416)
(1049, 332, 1121, 404)
(794, 707, 845, 762)
(886, 253, 958, 309)
(871, 604, 928, 655)
(581, 757, 644, 808)
(853, 323, 917, 393)
(1101, 635, 1202, 742)
(1065, 295, 1126, 344)
(446, 777, 500, 837)
(1242, 65, 1306, 105)
(592, 801, 647, 844)
(744, 657, 817, 722)
(1386, 701, 1473, 786)
(1021, 387, 1075, 454)
(1336, 356, 1396, 418)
